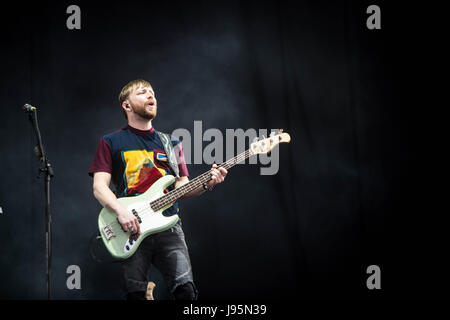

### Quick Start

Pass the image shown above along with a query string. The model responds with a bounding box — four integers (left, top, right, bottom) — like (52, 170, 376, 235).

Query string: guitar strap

(156, 131, 180, 178)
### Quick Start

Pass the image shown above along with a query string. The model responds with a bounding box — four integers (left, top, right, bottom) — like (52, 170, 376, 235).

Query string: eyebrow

(137, 87, 154, 94)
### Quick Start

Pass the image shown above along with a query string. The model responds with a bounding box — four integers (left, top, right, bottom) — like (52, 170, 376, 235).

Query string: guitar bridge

(102, 224, 116, 240)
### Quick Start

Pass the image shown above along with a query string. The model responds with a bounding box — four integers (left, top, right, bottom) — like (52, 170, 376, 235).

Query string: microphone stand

(26, 107, 54, 300)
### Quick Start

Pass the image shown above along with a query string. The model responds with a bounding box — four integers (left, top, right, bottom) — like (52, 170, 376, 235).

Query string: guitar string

(133, 148, 251, 212)
(105, 150, 252, 234)
(104, 149, 254, 236)
(140, 149, 252, 212)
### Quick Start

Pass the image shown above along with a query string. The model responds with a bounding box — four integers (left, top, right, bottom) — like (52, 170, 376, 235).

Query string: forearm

(178, 184, 207, 200)
(174, 177, 208, 200)
(175, 164, 227, 200)
(93, 182, 127, 216)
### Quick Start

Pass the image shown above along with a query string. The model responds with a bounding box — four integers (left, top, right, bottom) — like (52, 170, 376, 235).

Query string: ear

(122, 101, 131, 110)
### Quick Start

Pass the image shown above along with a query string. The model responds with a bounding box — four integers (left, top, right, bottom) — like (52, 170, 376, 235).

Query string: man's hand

(206, 163, 228, 189)
(117, 207, 141, 235)
(174, 163, 228, 199)
(93, 172, 140, 234)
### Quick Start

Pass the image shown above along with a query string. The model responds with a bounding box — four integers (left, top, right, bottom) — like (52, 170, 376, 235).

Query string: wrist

(203, 183, 213, 191)
(114, 204, 128, 217)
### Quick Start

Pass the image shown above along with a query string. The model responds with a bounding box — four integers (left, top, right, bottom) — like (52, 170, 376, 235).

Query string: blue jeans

(121, 223, 197, 299)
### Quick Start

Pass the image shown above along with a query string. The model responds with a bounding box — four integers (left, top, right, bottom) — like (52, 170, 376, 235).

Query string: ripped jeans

(121, 223, 197, 299)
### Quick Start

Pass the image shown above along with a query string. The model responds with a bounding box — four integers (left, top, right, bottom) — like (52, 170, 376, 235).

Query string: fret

(150, 148, 254, 211)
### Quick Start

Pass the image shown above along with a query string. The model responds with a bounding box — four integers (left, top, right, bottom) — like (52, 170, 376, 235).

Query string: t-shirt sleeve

(88, 138, 113, 177)
(176, 141, 189, 177)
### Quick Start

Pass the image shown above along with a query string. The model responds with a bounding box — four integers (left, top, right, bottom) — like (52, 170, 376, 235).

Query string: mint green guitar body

(98, 175, 179, 259)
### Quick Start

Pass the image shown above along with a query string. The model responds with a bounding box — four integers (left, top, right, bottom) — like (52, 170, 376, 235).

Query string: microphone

(23, 103, 37, 112)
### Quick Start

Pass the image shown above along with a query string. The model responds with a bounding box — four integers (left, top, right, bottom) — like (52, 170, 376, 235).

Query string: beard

(133, 105, 157, 120)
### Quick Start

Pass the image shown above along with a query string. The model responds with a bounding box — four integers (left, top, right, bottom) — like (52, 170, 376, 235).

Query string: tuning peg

(279, 129, 283, 133)
(269, 132, 275, 137)
(261, 135, 266, 139)
(253, 137, 259, 143)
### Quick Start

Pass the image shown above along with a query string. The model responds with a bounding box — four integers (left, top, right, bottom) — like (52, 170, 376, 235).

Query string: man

(89, 79, 227, 300)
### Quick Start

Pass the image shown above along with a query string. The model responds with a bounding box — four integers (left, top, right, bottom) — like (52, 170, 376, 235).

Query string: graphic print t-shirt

(88, 125, 189, 217)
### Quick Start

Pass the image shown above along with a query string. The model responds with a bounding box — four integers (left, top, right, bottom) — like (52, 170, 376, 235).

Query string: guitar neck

(150, 148, 255, 211)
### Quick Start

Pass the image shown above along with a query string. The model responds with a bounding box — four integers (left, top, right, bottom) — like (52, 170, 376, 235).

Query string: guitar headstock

(250, 129, 291, 155)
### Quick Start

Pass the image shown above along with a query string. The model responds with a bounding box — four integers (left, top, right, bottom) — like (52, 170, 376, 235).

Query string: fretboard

(150, 148, 255, 211)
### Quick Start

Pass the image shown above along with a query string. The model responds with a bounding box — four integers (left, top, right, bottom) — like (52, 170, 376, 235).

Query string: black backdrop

(0, 0, 442, 300)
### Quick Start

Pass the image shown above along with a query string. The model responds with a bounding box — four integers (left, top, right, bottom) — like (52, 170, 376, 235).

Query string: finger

(135, 219, 141, 234)
(133, 219, 139, 234)
(219, 167, 227, 176)
(212, 172, 223, 184)
(214, 169, 223, 178)
(127, 219, 137, 233)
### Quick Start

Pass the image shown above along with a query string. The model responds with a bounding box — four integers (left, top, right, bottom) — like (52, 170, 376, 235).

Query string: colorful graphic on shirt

(156, 152, 168, 161)
(122, 150, 167, 196)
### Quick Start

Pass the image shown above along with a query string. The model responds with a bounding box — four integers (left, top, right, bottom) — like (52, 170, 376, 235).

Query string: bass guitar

(98, 130, 291, 259)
